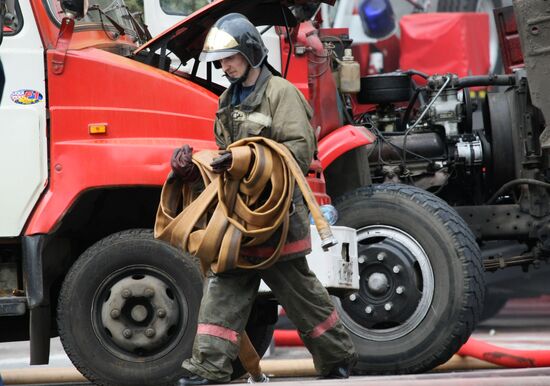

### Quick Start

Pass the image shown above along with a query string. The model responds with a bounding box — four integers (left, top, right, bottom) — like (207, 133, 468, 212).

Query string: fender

(25, 47, 221, 235)
(25, 138, 217, 235)
(317, 124, 376, 169)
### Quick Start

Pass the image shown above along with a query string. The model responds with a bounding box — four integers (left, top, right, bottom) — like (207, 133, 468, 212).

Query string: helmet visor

(199, 49, 239, 63)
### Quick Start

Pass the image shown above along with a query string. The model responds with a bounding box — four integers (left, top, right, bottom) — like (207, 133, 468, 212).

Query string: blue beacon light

(359, 0, 396, 39)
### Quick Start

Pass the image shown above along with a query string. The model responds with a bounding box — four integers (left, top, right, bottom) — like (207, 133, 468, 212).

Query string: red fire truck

(0, 0, 519, 385)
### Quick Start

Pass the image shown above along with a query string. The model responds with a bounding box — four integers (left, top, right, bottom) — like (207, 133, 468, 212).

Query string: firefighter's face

(220, 53, 248, 79)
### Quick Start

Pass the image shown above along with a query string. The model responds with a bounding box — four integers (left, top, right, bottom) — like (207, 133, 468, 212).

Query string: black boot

(323, 364, 352, 379)
(175, 375, 225, 385)
(322, 355, 357, 379)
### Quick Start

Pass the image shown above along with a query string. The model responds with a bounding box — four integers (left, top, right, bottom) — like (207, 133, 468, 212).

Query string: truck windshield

(46, 0, 138, 39)
(160, 0, 209, 16)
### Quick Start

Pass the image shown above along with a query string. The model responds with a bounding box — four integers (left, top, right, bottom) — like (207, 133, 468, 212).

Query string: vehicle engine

(357, 70, 546, 211)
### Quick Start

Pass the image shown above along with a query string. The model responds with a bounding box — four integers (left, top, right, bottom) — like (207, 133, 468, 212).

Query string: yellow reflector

(89, 123, 107, 134)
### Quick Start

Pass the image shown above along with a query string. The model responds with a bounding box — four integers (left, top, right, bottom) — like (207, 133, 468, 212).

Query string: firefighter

(171, 13, 357, 385)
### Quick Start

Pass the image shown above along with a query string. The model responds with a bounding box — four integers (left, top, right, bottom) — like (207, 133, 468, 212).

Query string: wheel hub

(100, 274, 180, 354)
(349, 239, 423, 328)
(130, 305, 148, 322)
(339, 225, 434, 341)
(366, 272, 389, 295)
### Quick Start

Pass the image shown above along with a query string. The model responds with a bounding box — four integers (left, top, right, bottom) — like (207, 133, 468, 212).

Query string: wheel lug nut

(121, 289, 132, 299)
(144, 288, 155, 298)
(123, 329, 133, 339)
(365, 305, 373, 314)
(392, 265, 402, 274)
(349, 294, 357, 302)
(157, 309, 167, 318)
(384, 302, 393, 311)
(396, 286, 405, 295)
(358, 255, 366, 264)
(145, 328, 156, 338)
(377, 252, 387, 261)
(110, 309, 120, 319)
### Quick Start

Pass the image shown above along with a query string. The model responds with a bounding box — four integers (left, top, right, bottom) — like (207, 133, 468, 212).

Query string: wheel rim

(91, 265, 189, 361)
(337, 225, 434, 341)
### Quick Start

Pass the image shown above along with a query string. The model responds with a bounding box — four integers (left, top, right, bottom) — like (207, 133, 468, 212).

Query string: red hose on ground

(274, 329, 303, 346)
(458, 337, 550, 367)
(273, 331, 550, 368)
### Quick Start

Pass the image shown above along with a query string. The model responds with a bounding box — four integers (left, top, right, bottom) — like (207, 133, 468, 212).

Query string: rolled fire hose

(155, 136, 337, 381)
(155, 136, 337, 274)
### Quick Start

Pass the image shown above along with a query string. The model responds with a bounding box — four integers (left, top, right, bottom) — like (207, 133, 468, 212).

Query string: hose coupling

(321, 236, 338, 251)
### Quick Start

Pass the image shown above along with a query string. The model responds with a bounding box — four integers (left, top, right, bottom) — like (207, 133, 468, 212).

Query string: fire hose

(457, 337, 550, 367)
(155, 137, 337, 381)
(273, 330, 550, 368)
(155, 136, 336, 274)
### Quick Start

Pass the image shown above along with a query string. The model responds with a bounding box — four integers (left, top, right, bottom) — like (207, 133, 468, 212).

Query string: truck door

(0, 0, 47, 237)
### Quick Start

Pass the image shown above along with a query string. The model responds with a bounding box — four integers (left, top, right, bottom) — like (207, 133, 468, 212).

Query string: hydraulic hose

(455, 74, 516, 89)
(486, 178, 550, 204)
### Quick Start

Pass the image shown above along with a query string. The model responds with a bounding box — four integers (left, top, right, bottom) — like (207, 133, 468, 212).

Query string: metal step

(0, 296, 27, 316)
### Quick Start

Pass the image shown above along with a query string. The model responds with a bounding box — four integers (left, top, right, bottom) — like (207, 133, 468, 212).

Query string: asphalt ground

(2, 296, 550, 385)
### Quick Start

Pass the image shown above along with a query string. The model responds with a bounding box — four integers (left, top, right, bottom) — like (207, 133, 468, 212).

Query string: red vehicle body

(0, 1, 374, 384)
(13, 0, 544, 385)
(28, 3, 374, 234)
(28, 6, 218, 234)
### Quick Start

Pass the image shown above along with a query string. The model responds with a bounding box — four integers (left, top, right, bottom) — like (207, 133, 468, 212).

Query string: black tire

(58, 229, 275, 386)
(57, 229, 203, 386)
(334, 184, 485, 374)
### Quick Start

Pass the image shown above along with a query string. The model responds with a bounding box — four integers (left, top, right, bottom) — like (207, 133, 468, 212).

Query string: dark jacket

(214, 66, 317, 259)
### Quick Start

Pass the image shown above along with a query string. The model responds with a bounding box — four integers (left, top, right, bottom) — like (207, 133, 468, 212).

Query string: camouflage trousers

(181, 257, 357, 382)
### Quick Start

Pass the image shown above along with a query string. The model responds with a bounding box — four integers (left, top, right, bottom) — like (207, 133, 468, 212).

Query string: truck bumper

(259, 225, 359, 295)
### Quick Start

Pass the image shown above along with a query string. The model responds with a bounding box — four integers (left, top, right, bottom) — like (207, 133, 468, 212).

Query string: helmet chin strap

(226, 64, 252, 85)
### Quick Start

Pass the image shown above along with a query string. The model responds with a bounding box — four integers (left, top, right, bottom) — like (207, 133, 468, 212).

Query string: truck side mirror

(61, 0, 89, 19)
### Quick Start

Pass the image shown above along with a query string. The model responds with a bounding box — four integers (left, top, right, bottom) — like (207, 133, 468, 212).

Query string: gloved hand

(171, 144, 200, 182)
(210, 150, 233, 174)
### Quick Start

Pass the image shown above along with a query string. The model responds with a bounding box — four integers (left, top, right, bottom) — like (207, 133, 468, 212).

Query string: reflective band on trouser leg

(309, 309, 339, 339)
(262, 258, 356, 375)
(197, 323, 239, 344)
